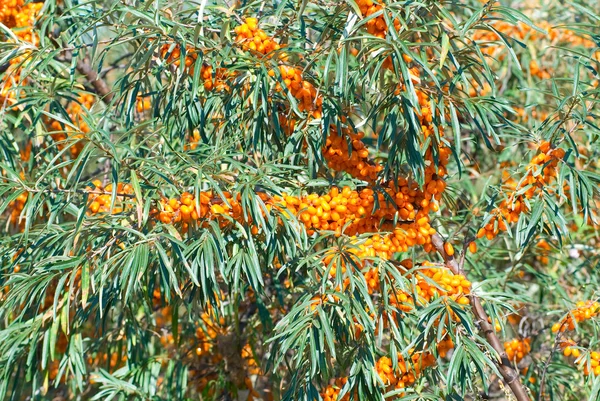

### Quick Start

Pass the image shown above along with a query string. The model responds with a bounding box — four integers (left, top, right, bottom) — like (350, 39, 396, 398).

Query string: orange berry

(444, 242, 454, 256)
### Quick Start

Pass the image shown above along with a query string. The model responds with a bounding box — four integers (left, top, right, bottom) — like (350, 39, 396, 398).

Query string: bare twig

(538, 324, 567, 401)
(432, 233, 531, 401)
(76, 57, 114, 103)
(21, 187, 136, 199)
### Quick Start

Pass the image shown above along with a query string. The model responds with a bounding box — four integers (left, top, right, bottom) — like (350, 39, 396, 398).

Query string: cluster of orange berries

(362, 267, 382, 295)
(277, 114, 297, 135)
(561, 341, 600, 377)
(234, 18, 325, 120)
(191, 311, 224, 364)
(0, 0, 43, 105)
(323, 258, 415, 326)
(354, 1, 420, 70)
(529, 60, 552, 80)
(159, 43, 232, 92)
(557, 27, 598, 49)
(476, 210, 511, 241)
(504, 338, 531, 364)
(415, 88, 437, 136)
(384, 288, 413, 317)
(186, 128, 201, 150)
(560, 340, 581, 359)
(152, 178, 444, 249)
(47, 93, 95, 158)
(370, 338, 455, 394)
(194, 325, 215, 358)
(375, 351, 436, 391)
(456, 79, 493, 97)
(5, 191, 27, 227)
(356, 0, 400, 39)
(88, 348, 128, 371)
(235, 17, 324, 122)
(473, 21, 595, 61)
(536, 239, 552, 264)
(159, 44, 197, 74)
(154, 296, 229, 394)
(154, 190, 255, 232)
(234, 18, 281, 56)
(0, 0, 26, 27)
(241, 343, 261, 376)
(270, 116, 449, 251)
(551, 301, 600, 376)
(275, 187, 384, 235)
(473, 20, 600, 82)
(323, 128, 382, 181)
(362, 262, 470, 327)
(0, 0, 41, 37)
(526, 142, 566, 187)
(327, 262, 469, 325)
(415, 264, 471, 305)
(478, 141, 565, 241)
(437, 336, 455, 358)
(136, 96, 151, 113)
(404, 82, 454, 224)
(321, 377, 350, 401)
(274, 185, 436, 246)
(552, 301, 600, 333)
(201, 64, 231, 92)
(87, 180, 134, 215)
(13, 3, 41, 42)
(582, 351, 600, 376)
(273, 65, 323, 118)
(513, 106, 550, 123)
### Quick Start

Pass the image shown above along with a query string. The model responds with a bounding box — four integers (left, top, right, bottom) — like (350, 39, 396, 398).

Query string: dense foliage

(1, 0, 600, 400)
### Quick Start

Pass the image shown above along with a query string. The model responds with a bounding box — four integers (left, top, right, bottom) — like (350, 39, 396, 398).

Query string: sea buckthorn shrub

(0, 0, 600, 400)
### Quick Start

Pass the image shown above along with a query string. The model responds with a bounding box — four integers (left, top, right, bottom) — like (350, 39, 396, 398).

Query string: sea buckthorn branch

(43, 37, 115, 103)
(560, 338, 600, 377)
(432, 233, 531, 401)
(537, 328, 567, 401)
(477, 140, 567, 241)
(371, 332, 457, 396)
(551, 301, 600, 334)
(543, 301, 600, 382)
(476, 72, 599, 242)
(75, 57, 114, 103)
(9, 186, 136, 199)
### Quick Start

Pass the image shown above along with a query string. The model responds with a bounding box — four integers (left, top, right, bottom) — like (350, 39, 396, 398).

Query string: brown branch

(76, 57, 114, 103)
(20, 186, 136, 199)
(431, 233, 531, 401)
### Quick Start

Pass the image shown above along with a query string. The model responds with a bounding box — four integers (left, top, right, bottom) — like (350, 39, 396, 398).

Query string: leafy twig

(432, 233, 531, 401)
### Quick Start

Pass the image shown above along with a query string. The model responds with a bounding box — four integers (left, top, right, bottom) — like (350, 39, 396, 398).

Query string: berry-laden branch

(431, 233, 531, 401)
